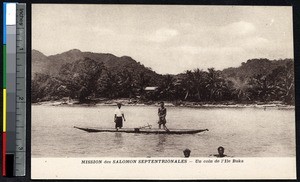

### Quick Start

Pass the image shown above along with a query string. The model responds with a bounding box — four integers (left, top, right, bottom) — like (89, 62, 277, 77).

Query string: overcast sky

(32, 4, 293, 74)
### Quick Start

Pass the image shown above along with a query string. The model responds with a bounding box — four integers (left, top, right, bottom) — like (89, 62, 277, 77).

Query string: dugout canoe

(74, 126, 208, 134)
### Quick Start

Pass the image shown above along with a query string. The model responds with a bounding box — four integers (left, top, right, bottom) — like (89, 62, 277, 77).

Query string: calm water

(32, 105, 295, 157)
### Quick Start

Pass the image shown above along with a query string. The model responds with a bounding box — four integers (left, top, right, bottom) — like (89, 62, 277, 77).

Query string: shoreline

(32, 99, 295, 109)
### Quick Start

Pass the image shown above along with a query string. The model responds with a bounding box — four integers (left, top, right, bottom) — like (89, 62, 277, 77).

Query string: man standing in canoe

(158, 101, 168, 130)
(114, 103, 126, 131)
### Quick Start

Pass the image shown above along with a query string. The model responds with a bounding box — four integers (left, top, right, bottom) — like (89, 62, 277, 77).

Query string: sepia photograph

(31, 4, 295, 179)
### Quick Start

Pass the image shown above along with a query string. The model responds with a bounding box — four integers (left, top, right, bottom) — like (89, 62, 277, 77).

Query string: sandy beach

(32, 98, 295, 109)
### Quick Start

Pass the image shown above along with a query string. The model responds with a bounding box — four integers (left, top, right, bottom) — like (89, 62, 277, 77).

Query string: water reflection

(113, 132, 124, 146)
(156, 134, 167, 152)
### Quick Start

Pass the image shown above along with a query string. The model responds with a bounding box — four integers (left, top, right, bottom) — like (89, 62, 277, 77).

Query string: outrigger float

(74, 126, 209, 135)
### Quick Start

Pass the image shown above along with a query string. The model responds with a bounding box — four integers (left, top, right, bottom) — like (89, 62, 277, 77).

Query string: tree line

(32, 58, 294, 105)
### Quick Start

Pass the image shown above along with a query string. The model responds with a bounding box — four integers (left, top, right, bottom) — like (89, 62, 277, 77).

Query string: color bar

(3, 89, 6, 132)
(2, 2, 7, 177)
(3, 3, 6, 44)
(3, 46, 6, 88)
(2, 133, 6, 176)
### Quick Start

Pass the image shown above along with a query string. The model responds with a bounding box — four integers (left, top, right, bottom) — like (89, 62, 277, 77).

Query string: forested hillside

(32, 50, 294, 105)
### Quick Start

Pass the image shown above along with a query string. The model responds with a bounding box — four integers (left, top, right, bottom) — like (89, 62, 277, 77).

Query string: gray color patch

(6, 112, 16, 130)
(7, 53, 16, 73)
(6, 73, 16, 91)
(7, 25, 16, 34)
(6, 131, 16, 152)
(7, 93, 16, 112)
(6, 33, 16, 54)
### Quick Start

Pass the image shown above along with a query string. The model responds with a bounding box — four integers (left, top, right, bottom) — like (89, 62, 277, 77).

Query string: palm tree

(181, 70, 194, 100)
(98, 70, 120, 98)
(180, 69, 209, 101)
(158, 75, 176, 100)
(269, 62, 294, 104)
(117, 70, 136, 98)
(193, 68, 208, 101)
(230, 78, 252, 101)
(248, 74, 276, 102)
(206, 68, 224, 101)
(136, 72, 150, 97)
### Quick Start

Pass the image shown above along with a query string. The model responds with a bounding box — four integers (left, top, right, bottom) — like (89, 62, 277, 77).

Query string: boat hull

(74, 126, 208, 134)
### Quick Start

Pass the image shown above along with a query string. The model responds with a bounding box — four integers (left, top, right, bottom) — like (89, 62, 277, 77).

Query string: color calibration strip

(3, 2, 17, 177)
(2, 2, 6, 175)
(2, 2, 26, 176)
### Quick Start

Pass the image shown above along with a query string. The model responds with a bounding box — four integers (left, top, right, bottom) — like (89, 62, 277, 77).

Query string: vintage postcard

(31, 4, 296, 179)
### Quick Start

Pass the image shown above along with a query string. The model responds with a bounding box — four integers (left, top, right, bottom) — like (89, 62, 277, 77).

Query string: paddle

(164, 125, 170, 132)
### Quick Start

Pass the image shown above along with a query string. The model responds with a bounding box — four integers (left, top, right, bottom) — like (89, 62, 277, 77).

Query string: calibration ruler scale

(2, 2, 26, 177)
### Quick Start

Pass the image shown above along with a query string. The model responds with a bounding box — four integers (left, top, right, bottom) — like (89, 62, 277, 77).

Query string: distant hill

(32, 49, 163, 85)
(32, 50, 54, 75)
(32, 50, 294, 104)
(32, 50, 293, 83)
(221, 58, 293, 81)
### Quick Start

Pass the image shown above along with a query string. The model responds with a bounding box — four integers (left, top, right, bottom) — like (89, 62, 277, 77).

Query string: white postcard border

(31, 157, 296, 179)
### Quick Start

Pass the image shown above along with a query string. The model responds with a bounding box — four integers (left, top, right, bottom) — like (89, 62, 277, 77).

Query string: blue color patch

(3, 2, 6, 44)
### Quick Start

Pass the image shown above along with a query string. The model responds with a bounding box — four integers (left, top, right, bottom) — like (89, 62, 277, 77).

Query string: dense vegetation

(32, 50, 294, 105)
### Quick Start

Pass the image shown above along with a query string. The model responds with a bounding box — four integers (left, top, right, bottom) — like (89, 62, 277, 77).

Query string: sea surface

(32, 105, 295, 157)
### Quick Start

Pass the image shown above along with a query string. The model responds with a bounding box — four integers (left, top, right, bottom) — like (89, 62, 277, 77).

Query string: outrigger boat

(74, 126, 209, 135)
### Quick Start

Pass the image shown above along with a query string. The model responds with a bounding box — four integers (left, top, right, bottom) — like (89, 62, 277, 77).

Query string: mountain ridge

(32, 49, 160, 77)
(33, 49, 293, 76)
(222, 58, 293, 80)
(32, 49, 293, 83)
